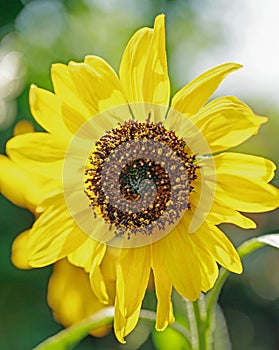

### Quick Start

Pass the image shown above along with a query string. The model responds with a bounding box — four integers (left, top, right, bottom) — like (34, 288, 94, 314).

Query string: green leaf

(238, 233, 279, 258)
(258, 233, 279, 248)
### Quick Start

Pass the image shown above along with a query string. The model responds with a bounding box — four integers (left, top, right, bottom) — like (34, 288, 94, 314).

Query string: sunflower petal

(27, 194, 87, 267)
(29, 85, 72, 140)
(120, 14, 170, 106)
(171, 62, 242, 115)
(190, 224, 242, 274)
(89, 243, 110, 304)
(116, 247, 151, 318)
(114, 299, 141, 344)
(61, 103, 90, 135)
(6, 133, 64, 178)
(68, 242, 117, 304)
(188, 240, 218, 292)
(13, 120, 34, 136)
(209, 152, 277, 182)
(207, 201, 256, 229)
(68, 237, 96, 272)
(48, 259, 112, 337)
(195, 152, 278, 226)
(191, 180, 257, 229)
(68, 57, 127, 118)
(11, 230, 32, 269)
(215, 175, 279, 212)
(151, 244, 174, 330)
(0, 155, 42, 211)
(190, 96, 267, 153)
(198, 152, 279, 212)
(164, 226, 201, 301)
(51, 63, 92, 120)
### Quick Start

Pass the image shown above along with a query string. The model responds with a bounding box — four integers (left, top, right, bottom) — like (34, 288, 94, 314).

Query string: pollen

(84, 120, 198, 239)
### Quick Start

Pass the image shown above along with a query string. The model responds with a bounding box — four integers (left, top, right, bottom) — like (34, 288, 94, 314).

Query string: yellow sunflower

(4, 14, 279, 342)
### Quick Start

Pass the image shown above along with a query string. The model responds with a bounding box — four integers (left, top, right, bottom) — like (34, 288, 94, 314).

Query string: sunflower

(4, 14, 279, 342)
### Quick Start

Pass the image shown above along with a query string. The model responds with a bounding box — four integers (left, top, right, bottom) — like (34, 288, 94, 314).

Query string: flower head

(4, 14, 279, 342)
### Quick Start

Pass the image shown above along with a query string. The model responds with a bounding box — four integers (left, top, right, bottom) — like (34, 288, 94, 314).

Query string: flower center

(84, 120, 198, 239)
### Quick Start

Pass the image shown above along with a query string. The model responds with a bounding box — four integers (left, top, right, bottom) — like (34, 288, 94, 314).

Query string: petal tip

(29, 84, 38, 106)
(224, 62, 243, 71)
(30, 83, 37, 90)
(154, 13, 166, 24)
(154, 14, 166, 36)
(257, 115, 268, 124)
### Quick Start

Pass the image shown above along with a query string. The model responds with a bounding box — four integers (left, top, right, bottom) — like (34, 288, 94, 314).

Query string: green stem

(185, 299, 199, 350)
(192, 297, 209, 350)
(204, 267, 229, 349)
(193, 300, 205, 350)
(33, 307, 191, 350)
(33, 307, 115, 350)
(206, 268, 229, 318)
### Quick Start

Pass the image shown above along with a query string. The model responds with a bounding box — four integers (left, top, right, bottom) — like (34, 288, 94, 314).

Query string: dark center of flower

(84, 120, 198, 239)
(119, 158, 171, 203)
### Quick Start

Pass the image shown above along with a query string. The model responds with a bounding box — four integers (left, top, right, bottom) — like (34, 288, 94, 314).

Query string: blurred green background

(0, 0, 278, 349)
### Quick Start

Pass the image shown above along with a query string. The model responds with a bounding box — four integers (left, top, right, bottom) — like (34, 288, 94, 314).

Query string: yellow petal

(190, 223, 242, 274)
(195, 152, 278, 226)
(68, 57, 128, 120)
(29, 85, 72, 140)
(120, 14, 170, 106)
(114, 298, 141, 344)
(198, 151, 279, 213)
(68, 241, 117, 305)
(27, 194, 87, 267)
(48, 259, 112, 337)
(0, 155, 43, 211)
(190, 96, 267, 153)
(6, 132, 65, 179)
(61, 102, 90, 135)
(116, 247, 151, 318)
(89, 243, 110, 305)
(164, 226, 201, 301)
(214, 175, 279, 212)
(11, 230, 32, 269)
(207, 201, 256, 229)
(208, 152, 277, 182)
(171, 62, 242, 115)
(191, 179, 256, 229)
(13, 120, 34, 136)
(7, 132, 66, 161)
(151, 244, 174, 330)
(189, 241, 218, 292)
(68, 237, 96, 272)
(51, 63, 92, 120)
(101, 246, 119, 282)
